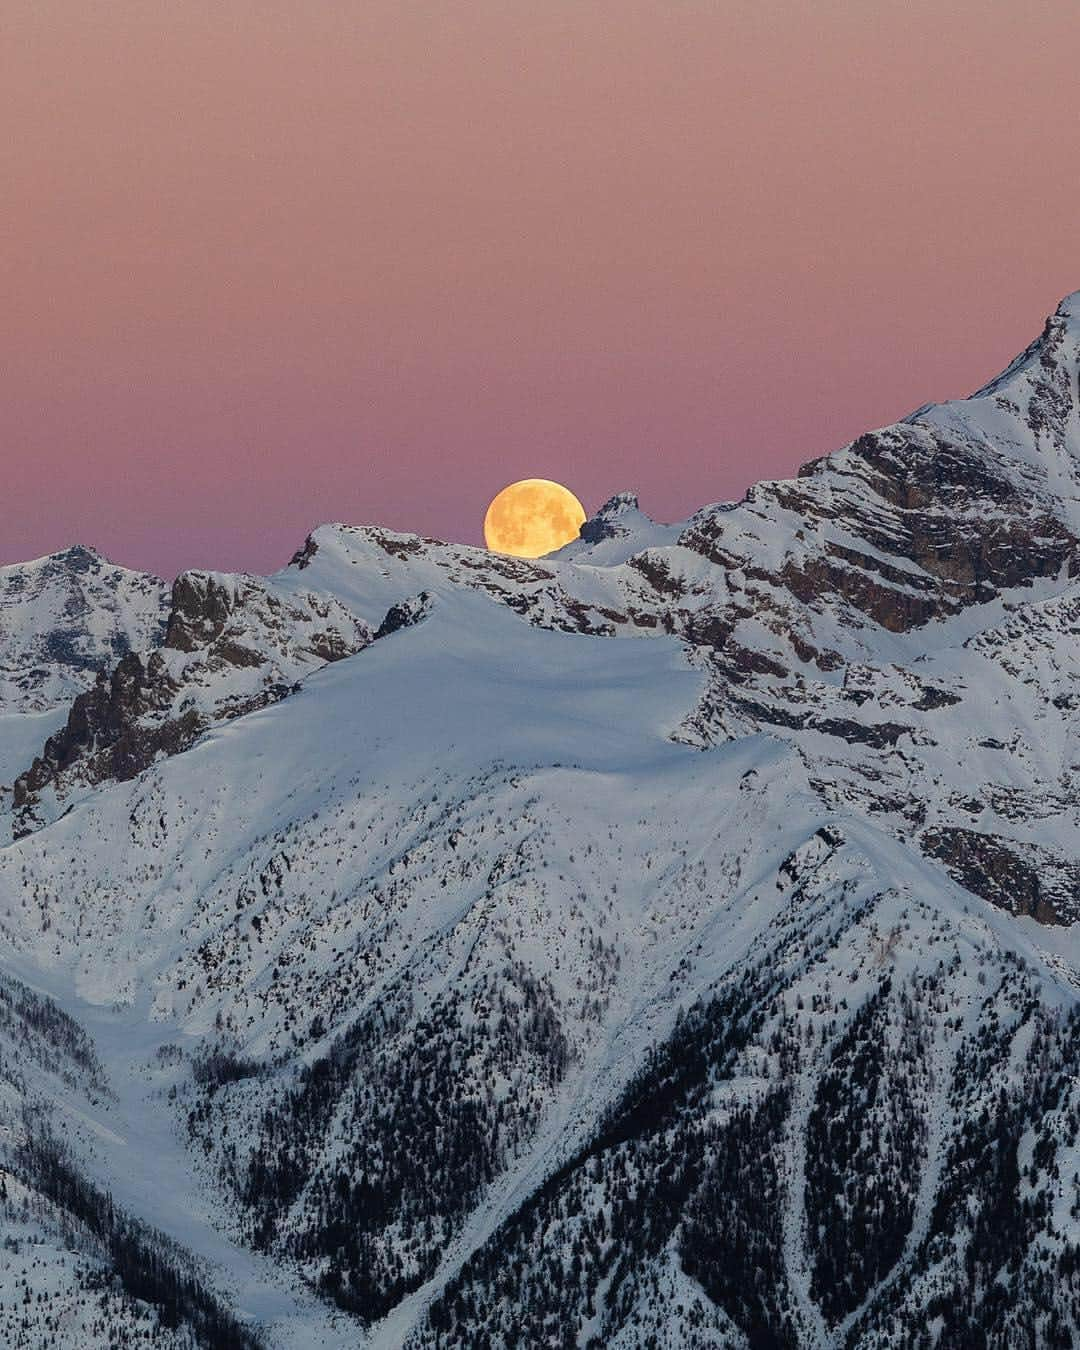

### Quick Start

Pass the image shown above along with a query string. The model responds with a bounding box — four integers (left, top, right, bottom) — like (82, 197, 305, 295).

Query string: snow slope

(0, 293, 1078, 1347)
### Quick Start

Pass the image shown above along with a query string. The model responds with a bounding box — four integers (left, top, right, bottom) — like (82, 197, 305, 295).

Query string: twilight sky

(4, 1, 1080, 578)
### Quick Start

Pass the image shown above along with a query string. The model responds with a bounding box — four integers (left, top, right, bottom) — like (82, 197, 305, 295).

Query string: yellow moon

(483, 479, 587, 558)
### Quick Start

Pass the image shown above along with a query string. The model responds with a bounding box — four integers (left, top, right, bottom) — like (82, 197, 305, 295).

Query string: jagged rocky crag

(0, 294, 1078, 1347)
(11, 569, 372, 834)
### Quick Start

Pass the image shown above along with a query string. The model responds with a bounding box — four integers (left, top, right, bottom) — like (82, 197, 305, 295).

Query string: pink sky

(4, 0, 1080, 578)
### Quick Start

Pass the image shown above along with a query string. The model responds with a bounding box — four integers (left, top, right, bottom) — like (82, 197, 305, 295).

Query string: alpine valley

(1, 295, 1080, 1350)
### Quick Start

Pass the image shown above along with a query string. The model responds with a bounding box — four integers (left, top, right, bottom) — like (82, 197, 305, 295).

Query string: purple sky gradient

(4, 1, 1080, 577)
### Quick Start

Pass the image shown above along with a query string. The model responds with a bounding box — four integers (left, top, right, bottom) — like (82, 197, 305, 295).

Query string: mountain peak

(50, 543, 105, 572)
(596, 491, 641, 515)
(1055, 288, 1080, 321)
(1, 543, 102, 576)
(578, 492, 648, 544)
(0, 546, 169, 719)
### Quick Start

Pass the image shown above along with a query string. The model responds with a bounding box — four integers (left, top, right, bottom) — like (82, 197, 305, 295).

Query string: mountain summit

(0, 295, 1078, 1347)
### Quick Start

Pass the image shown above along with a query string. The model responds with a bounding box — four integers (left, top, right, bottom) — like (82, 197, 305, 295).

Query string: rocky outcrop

(920, 826, 1075, 924)
(11, 570, 373, 833)
(578, 492, 642, 544)
(374, 592, 434, 640)
(13, 650, 204, 817)
(683, 426, 1079, 636)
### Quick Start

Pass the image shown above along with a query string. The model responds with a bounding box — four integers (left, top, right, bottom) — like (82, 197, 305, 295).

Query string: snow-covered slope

(10, 568, 372, 835)
(0, 293, 1079, 1347)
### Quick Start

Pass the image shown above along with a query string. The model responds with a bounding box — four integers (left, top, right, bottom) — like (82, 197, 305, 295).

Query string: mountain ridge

(0, 293, 1078, 1346)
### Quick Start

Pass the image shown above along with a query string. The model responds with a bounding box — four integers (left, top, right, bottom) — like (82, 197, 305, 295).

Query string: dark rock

(578, 492, 641, 543)
(920, 827, 1073, 924)
(374, 593, 433, 640)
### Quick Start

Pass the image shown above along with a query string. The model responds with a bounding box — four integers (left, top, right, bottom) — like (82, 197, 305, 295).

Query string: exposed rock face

(14, 651, 186, 811)
(163, 571, 367, 667)
(683, 428, 1078, 636)
(577, 492, 642, 543)
(12, 570, 373, 832)
(288, 533, 320, 570)
(920, 826, 1070, 924)
(373, 591, 433, 640)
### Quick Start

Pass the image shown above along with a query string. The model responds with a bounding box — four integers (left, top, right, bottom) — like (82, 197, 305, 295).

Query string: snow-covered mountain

(0, 294, 1079, 1347)
(0, 545, 168, 801)
(0, 545, 168, 714)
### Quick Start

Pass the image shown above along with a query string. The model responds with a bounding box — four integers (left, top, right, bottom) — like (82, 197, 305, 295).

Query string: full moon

(483, 479, 587, 558)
